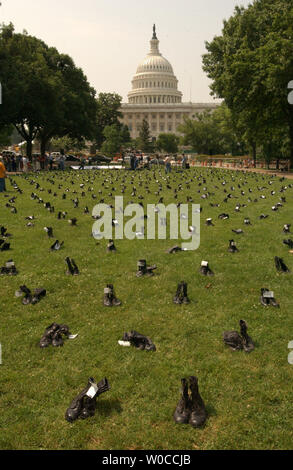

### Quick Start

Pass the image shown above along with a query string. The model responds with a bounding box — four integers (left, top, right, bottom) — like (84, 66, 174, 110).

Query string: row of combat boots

(174, 376, 207, 428)
(65, 377, 110, 422)
(15, 285, 46, 305)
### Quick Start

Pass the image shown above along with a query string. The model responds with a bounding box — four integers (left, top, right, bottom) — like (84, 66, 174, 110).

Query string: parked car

(65, 154, 80, 162)
(90, 155, 112, 164)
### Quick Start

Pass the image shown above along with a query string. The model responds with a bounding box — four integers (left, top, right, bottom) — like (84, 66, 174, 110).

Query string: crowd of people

(0, 152, 68, 174)
(126, 152, 190, 173)
(0, 151, 191, 187)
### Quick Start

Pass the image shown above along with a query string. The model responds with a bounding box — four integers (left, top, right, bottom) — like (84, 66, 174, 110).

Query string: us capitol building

(120, 25, 218, 140)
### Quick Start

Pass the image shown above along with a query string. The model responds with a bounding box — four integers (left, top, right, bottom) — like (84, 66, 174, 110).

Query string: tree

(100, 123, 131, 157)
(137, 118, 153, 153)
(156, 133, 179, 154)
(0, 24, 97, 158)
(202, 0, 293, 166)
(178, 110, 222, 155)
(50, 135, 86, 153)
(37, 50, 97, 157)
(94, 93, 123, 149)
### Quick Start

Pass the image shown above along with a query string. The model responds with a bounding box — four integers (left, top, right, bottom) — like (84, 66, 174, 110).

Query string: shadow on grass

(96, 398, 123, 417)
(206, 403, 217, 418)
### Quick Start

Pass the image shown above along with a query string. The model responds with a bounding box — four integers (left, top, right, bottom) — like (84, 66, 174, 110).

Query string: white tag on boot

(118, 340, 131, 347)
(263, 291, 274, 298)
(86, 383, 99, 398)
(6, 261, 15, 268)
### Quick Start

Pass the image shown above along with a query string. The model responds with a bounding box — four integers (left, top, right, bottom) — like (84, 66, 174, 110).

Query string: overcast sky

(1, 0, 252, 103)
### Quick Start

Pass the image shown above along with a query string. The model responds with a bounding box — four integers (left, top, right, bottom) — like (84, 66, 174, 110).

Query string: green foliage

(95, 93, 123, 149)
(202, 0, 293, 165)
(178, 105, 246, 155)
(156, 133, 179, 154)
(0, 124, 13, 146)
(137, 118, 153, 153)
(0, 23, 97, 158)
(50, 136, 86, 153)
(100, 123, 131, 157)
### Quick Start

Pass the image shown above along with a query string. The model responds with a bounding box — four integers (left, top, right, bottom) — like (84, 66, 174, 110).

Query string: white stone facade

(120, 26, 218, 140)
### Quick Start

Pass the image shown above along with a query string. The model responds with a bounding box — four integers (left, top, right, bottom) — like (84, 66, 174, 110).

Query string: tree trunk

(276, 158, 280, 170)
(26, 140, 33, 160)
(251, 142, 256, 167)
(40, 137, 48, 157)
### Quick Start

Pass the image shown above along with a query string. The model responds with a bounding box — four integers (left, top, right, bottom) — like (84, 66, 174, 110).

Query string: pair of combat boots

(120, 331, 156, 351)
(103, 284, 121, 307)
(260, 288, 279, 307)
(65, 377, 110, 422)
(174, 376, 207, 428)
(15, 285, 46, 305)
(136, 260, 157, 277)
(223, 320, 255, 353)
(65, 257, 79, 275)
(39, 323, 71, 348)
(0, 260, 18, 275)
(274, 256, 290, 273)
(173, 282, 190, 304)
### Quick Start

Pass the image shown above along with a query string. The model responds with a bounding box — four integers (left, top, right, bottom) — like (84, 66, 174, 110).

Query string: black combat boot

(283, 239, 293, 249)
(15, 285, 33, 305)
(240, 320, 255, 353)
(107, 240, 116, 252)
(71, 259, 79, 275)
(167, 246, 182, 254)
(39, 323, 59, 348)
(50, 240, 64, 251)
(65, 257, 75, 275)
(103, 285, 112, 307)
(228, 240, 238, 253)
(136, 260, 147, 277)
(31, 288, 47, 305)
(274, 256, 290, 273)
(122, 331, 156, 351)
(173, 282, 184, 304)
(173, 378, 191, 424)
(199, 261, 214, 276)
(182, 282, 190, 304)
(44, 227, 54, 238)
(260, 288, 279, 308)
(65, 377, 110, 422)
(109, 284, 121, 306)
(188, 376, 207, 428)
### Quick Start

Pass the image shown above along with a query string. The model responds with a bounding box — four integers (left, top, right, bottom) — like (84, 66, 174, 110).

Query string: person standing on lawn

(165, 155, 171, 174)
(0, 156, 7, 192)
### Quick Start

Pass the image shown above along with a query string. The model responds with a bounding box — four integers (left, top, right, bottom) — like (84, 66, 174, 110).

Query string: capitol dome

(128, 26, 182, 105)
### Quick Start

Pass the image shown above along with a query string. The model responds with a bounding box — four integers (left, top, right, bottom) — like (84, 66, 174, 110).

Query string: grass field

(0, 167, 293, 450)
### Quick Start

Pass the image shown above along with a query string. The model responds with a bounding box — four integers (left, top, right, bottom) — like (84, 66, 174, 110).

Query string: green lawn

(0, 167, 293, 450)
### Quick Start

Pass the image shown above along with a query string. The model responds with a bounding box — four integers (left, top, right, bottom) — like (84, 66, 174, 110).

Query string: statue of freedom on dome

(152, 24, 157, 40)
